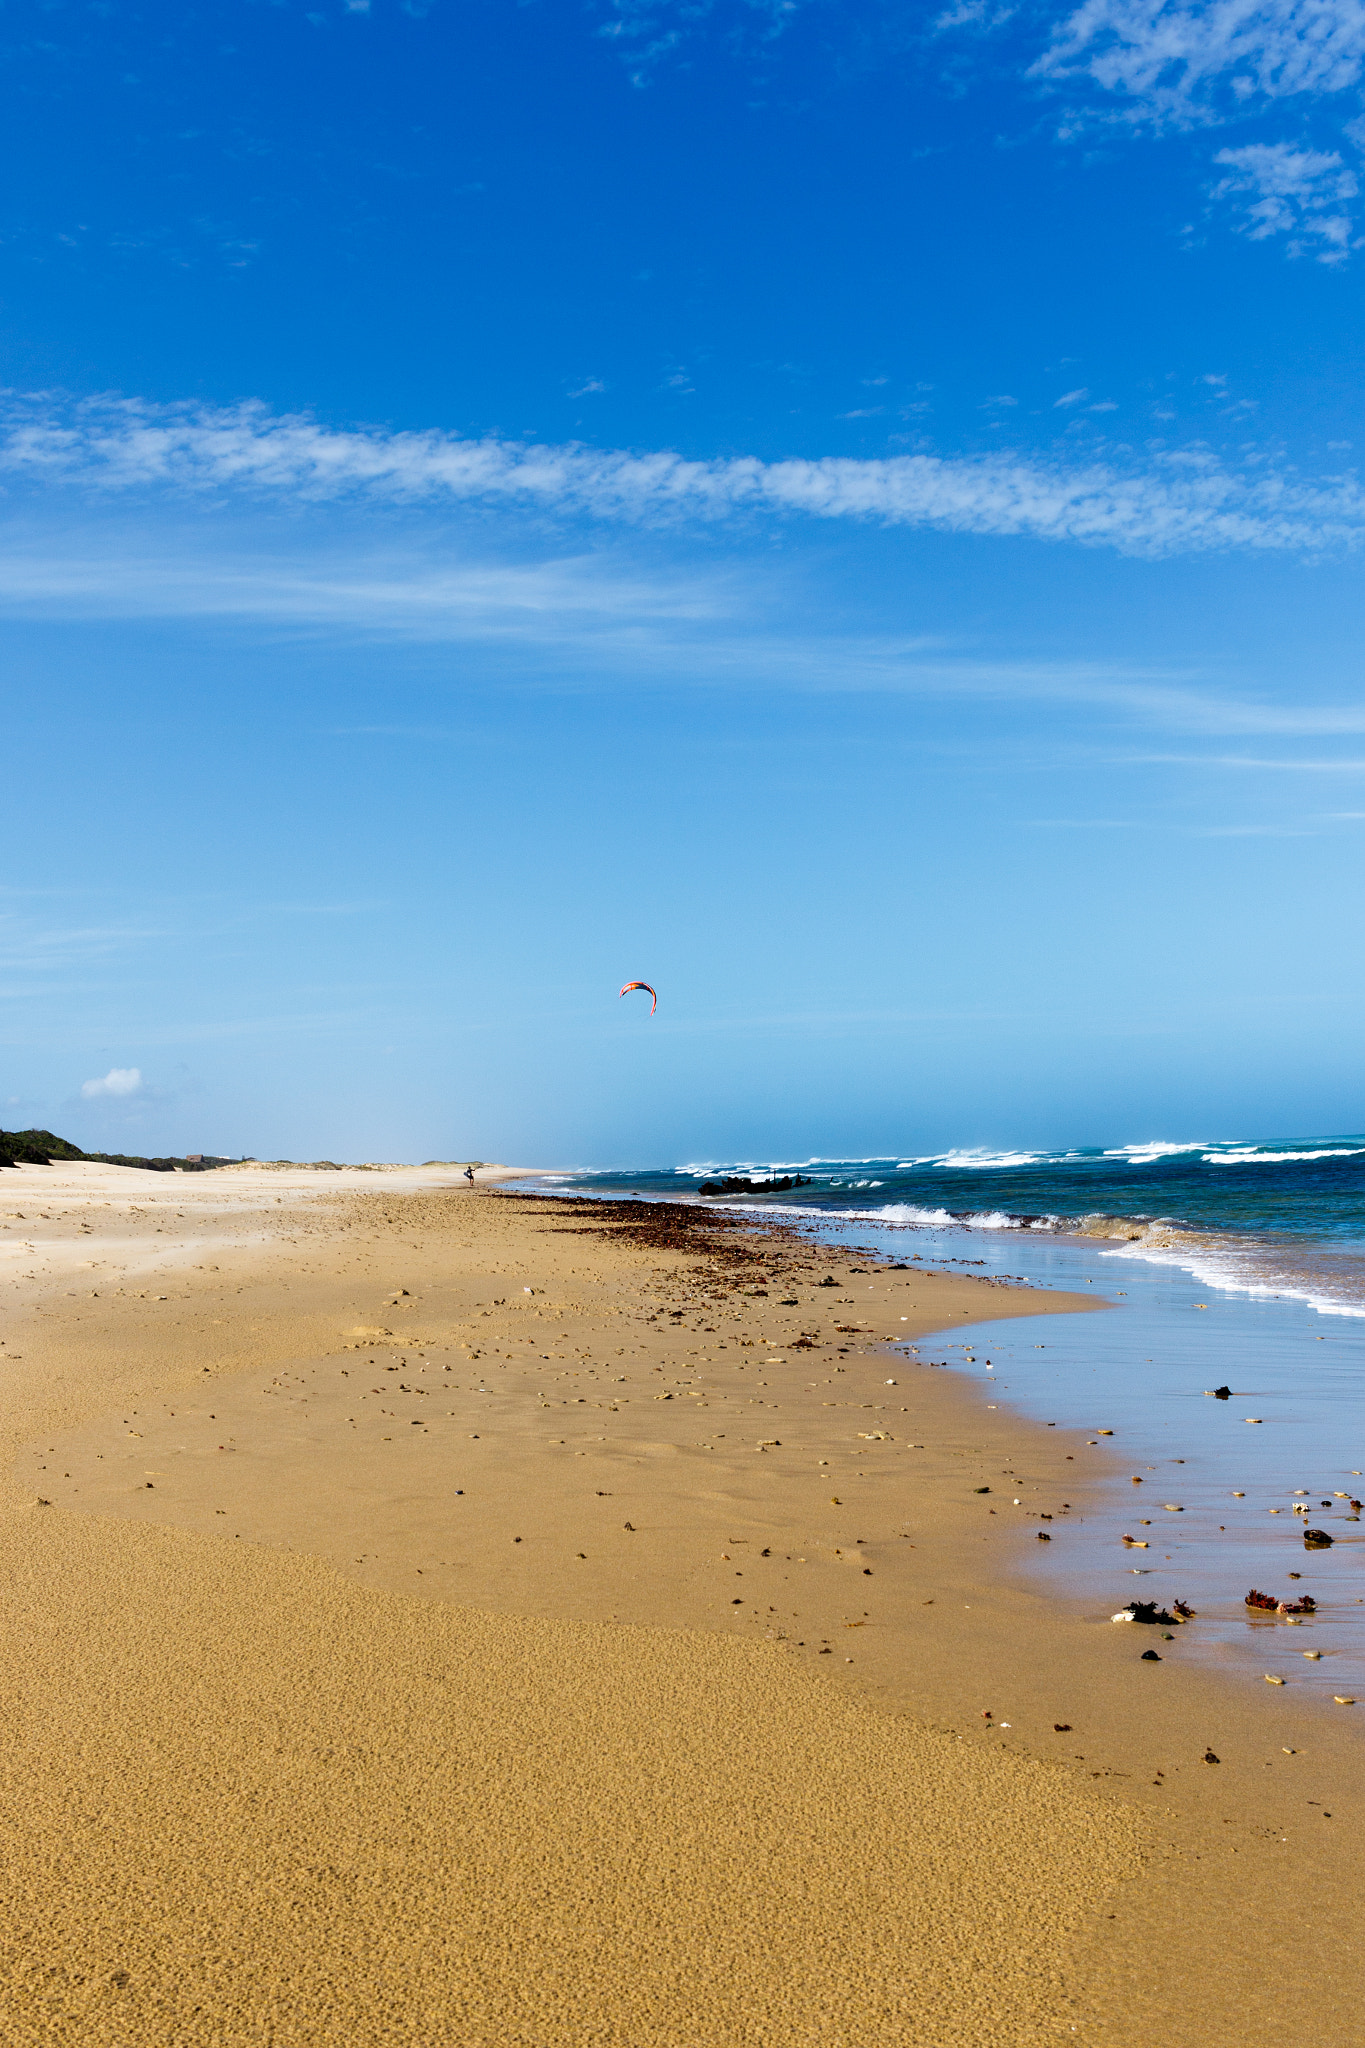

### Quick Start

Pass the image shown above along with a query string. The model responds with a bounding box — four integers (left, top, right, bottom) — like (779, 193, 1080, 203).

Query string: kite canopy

(619, 981, 658, 1014)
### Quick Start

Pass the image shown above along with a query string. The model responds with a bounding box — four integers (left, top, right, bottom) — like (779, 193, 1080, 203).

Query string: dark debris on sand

(514, 1193, 806, 1278)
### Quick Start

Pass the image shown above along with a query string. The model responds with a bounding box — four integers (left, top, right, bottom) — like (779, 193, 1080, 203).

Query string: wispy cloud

(6, 391, 1365, 558)
(1210, 140, 1358, 255)
(0, 915, 166, 977)
(933, 0, 1017, 31)
(1032, 0, 1365, 130)
(0, 535, 723, 636)
(7, 528, 1364, 742)
(926, 0, 1365, 262)
(596, 0, 805, 81)
(1140, 751, 1365, 767)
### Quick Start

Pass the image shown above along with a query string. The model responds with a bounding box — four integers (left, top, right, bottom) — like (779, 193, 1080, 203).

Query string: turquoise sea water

(535, 1138, 1365, 1697)
(550, 1136, 1365, 1317)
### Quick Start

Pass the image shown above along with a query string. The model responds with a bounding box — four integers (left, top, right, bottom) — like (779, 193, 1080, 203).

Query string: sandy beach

(1, 1162, 1361, 2045)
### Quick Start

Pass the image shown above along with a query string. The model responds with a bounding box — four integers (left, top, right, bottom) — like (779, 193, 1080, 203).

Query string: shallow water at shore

(849, 1218, 1365, 1698)
(543, 1171, 1365, 1698)
(551, 1137, 1365, 1317)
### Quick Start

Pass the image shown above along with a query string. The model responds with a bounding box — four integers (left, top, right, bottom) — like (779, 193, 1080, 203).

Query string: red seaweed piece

(1246, 1587, 1316, 1615)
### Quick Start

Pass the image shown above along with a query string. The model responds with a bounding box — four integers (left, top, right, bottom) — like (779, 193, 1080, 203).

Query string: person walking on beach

(464, 1164, 475, 1185)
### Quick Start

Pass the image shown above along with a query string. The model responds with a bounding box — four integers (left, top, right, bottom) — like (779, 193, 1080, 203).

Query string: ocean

(547, 1137, 1365, 1317)
(535, 1138, 1365, 1697)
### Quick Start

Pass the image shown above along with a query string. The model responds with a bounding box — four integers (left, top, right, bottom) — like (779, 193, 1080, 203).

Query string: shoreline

(564, 1181, 1365, 1698)
(547, 1151, 1365, 1322)
(1, 1171, 1362, 2042)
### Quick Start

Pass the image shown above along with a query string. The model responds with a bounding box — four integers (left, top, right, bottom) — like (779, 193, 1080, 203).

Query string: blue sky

(4, 0, 1365, 1163)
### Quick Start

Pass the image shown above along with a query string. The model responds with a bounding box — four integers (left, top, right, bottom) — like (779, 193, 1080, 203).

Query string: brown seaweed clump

(1246, 1588, 1317, 1615)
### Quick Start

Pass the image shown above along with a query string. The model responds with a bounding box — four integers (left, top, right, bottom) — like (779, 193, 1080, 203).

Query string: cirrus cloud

(3, 391, 1365, 560)
(1033, 0, 1365, 127)
(1210, 139, 1359, 254)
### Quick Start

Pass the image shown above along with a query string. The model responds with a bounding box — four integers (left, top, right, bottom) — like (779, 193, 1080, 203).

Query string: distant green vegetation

(0, 1129, 237, 1173)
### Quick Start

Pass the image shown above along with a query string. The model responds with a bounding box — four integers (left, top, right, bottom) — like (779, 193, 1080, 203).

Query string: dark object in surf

(1141, 1649, 1162, 1661)
(698, 1174, 812, 1197)
(1246, 1588, 1316, 1614)
(1036, 1531, 1051, 1541)
(1120, 1600, 1180, 1626)
(1173, 1600, 1197, 1619)
(1303, 1528, 1334, 1549)
(1211, 1385, 1232, 1400)
(1351, 1499, 1363, 1514)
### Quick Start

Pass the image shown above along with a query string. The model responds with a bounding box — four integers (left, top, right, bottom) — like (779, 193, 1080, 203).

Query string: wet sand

(1, 1163, 1362, 2043)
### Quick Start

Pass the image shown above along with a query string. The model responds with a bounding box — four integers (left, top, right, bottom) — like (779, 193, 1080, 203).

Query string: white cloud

(598, 0, 804, 80)
(1210, 139, 1358, 254)
(925, 0, 1365, 262)
(81, 1066, 143, 1098)
(3, 392, 1365, 559)
(0, 539, 725, 642)
(1055, 386, 1091, 405)
(933, 0, 1017, 29)
(1033, 0, 1365, 128)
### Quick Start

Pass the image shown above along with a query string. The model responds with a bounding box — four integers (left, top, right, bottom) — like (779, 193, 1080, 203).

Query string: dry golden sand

(1, 1164, 1362, 2044)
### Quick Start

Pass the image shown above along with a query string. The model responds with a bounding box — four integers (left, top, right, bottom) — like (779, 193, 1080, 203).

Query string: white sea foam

(1203, 1146, 1365, 1164)
(913, 1149, 1048, 1171)
(793, 1200, 1037, 1231)
(1097, 1234, 1365, 1318)
(866, 1203, 958, 1226)
(1101, 1141, 1211, 1163)
(672, 1157, 891, 1177)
